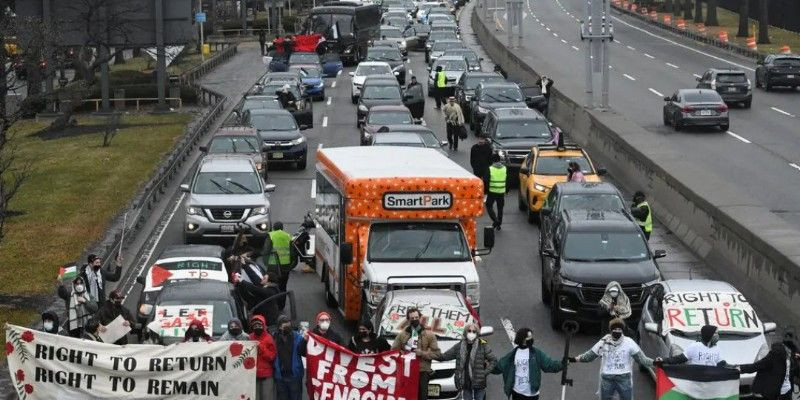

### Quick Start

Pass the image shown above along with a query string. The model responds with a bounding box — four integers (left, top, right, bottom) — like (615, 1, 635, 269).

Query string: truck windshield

(368, 222, 470, 262)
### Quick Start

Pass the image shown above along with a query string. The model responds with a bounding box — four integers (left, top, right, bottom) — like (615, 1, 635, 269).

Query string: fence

(180, 43, 239, 85)
(83, 97, 183, 112)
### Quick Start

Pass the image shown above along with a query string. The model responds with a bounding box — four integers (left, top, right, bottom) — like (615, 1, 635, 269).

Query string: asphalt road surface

(487, 0, 800, 229)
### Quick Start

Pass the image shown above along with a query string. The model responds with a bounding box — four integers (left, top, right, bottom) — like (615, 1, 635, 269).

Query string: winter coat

(41, 311, 66, 335)
(491, 346, 564, 397)
(312, 326, 343, 346)
(183, 320, 212, 342)
(80, 264, 121, 305)
(740, 342, 799, 399)
(436, 338, 497, 390)
(348, 334, 391, 354)
(249, 315, 278, 379)
(274, 330, 306, 380)
(219, 318, 250, 341)
(95, 302, 135, 345)
(392, 326, 441, 372)
(470, 142, 492, 177)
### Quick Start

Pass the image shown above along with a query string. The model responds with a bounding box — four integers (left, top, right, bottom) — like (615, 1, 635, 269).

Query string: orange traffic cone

(746, 36, 757, 51)
(780, 45, 792, 54)
(718, 31, 729, 43)
(697, 23, 707, 35)
(663, 14, 672, 25)
(676, 18, 686, 29)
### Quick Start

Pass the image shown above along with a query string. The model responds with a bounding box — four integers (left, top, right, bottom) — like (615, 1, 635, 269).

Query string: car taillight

(717, 105, 728, 112)
(681, 107, 693, 113)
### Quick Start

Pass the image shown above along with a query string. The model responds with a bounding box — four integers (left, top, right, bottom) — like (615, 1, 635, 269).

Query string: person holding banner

(82, 318, 103, 342)
(220, 318, 250, 341)
(274, 315, 306, 400)
(63, 276, 98, 338)
(735, 336, 799, 400)
(183, 320, 213, 343)
(249, 315, 278, 400)
(655, 325, 728, 367)
(392, 307, 442, 400)
(434, 322, 497, 400)
(95, 289, 134, 345)
(492, 327, 564, 400)
(311, 311, 343, 346)
(348, 320, 391, 354)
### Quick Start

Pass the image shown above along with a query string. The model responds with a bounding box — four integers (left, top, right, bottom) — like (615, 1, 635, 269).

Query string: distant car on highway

(663, 89, 729, 131)
(361, 104, 414, 144)
(349, 61, 395, 103)
(469, 82, 528, 135)
(289, 64, 325, 101)
(365, 45, 407, 84)
(357, 76, 406, 126)
(442, 48, 482, 72)
(427, 39, 464, 66)
(695, 68, 752, 108)
(427, 55, 467, 95)
(289, 51, 322, 68)
(201, 126, 267, 179)
(454, 71, 506, 122)
(755, 54, 800, 91)
(379, 25, 409, 55)
(369, 125, 448, 155)
(242, 109, 309, 170)
(483, 107, 555, 168)
(257, 80, 315, 128)
(321, 53, 344, 77)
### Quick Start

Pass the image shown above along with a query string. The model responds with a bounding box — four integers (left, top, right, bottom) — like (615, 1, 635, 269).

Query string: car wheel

(673, 113, 682, 131)
(517, 189, 526, 211)
(663, 112, 670, 126)
(527, 192, 538, 224)
(743, 100, 751, 108)
(720, 123, 729, 132)
(765, 80, 772, 91)
(550, 291, 563, 330)
(541, 270, 551, 306)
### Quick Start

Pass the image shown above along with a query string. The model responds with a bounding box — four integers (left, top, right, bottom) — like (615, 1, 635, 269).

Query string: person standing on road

(183, 320, 213, 342)
(274, 315, 306, 400)
(597, 281, 631, 335)
(276, 85, 298, 111)
(630, 191, 652, 241)
(262, 221, 293, 309)
(405, 76, 425, 121)
(233, 247, 282, 325)
(470, 136, 493, 189)
(220, 318, 250, 341)
(392, 307, 442, 400)
(434, 66, 447, 109)
(259, 29, 267, 55)
(655, 325, 728, 367)
(348, 320, 391, 354)
(41, 311, 66, 335)
(570, 318, 654, 400)
(311, 311, 343, 345)
(491, 327, 564, 400)
(95, 289, 134, 345)
(435, 323, 497, 400)
(567, 161, 586, 183)
(249, 315, 278, 400)
(486, 153, 508, 230)
(81, 253, 122, 306)
(735, 335, 799, 400)
(64, 276, 98, 338)
(443, 96, 465, 151)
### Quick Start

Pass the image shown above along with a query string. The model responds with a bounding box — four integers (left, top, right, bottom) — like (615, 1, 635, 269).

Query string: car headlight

(358, 104, 368, 112)
(669, 343, 684, 357)
(289, 136, 306, 145)
(138, 304, 153, 316)
(187, 206, 200, 215)
(368, 283, 387, 304)
(252, 206, 269, 216)
(559, 276, 580, 287)
(477, 106, 488, 114)
(533, 183, 547, 192)
(466, 283, 480, 306)
(746, 79, 752, 90)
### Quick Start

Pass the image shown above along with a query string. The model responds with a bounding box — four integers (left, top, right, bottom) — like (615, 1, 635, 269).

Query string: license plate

(727, 87, 737, 92)
(272, 152, 284, 159)
(220, 224, 235, 233)
(699, 110, 712, 116)
(427, 384, 440, 397)
(788, 74, 796, 79)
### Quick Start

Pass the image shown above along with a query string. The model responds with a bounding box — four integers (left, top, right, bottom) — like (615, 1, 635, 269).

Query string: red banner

(294, 34, 324, 52)
(305, 333, 420, 400)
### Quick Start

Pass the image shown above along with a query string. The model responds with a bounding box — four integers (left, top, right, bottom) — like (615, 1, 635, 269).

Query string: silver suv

(181, 154, 276, 243)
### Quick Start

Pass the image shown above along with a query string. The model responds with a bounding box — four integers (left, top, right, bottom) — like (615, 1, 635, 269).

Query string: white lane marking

(311, 179, 317, 198)
(326, 97, 332, 105)
(666, 62, 680, 69)
(609, 65, 614, 69)
(727, 131, 751, 144)
(693, 73, 703, 79)
(546, 27, 551, 31)
(553, 33, 559, 37)
(124, 193, 185, 298)
(623, 73, 636, 81)
(500, 318, 516, 345)
(322, 116, 329, 127)
(614, 39, 623, 44)
(332, 81, 337, 88)
(648, 88, 664, 97)
(611, 15, 755, 72)
(771, 107, 796, 117)
(318, 143, 323, 149)
(644, 53, 655, 59)
(790, 163, 800, 171)
(540, 22, 545, 27)
(561, 39, 568, 43)
(571, 45, 580, 51)
(626, 45, 636, 51)
(337, 70, 342, 76)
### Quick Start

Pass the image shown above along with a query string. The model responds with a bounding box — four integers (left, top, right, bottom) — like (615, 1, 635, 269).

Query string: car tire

(527, 192, 538, 224)
(720, 124, 729, 132)
(743, 100, 752, 108)
(765, 80, 772, 91)
(673, 113, 682, 131)
(541, 271, 551, 306)
(755, 74, 761, 88)
(663, 112, 670, 126)
(550, 292, 563, 330)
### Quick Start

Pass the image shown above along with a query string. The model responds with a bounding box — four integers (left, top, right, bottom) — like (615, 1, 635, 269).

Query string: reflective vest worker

(630, 191, 652, 241)
(268, 222, 292, 267)
(434, 66, 447, 109)
(488, 163, 507, 194)
(436, 67, 447, 88)
(486, 154, 507, 230)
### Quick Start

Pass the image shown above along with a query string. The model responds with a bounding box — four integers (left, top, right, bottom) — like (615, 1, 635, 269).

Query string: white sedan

(348, 61, 394, 104)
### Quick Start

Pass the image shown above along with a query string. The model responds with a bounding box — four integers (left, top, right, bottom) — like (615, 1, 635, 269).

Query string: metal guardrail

(180, 43, 240, 85)
(83, 97, 183, 111)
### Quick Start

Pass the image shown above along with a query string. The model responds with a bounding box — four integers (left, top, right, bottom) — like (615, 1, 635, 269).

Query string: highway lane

(489, 0, 800, 228)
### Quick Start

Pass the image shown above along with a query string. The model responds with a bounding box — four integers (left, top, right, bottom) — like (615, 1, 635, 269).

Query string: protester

(250, 315, 278, 400)
(183, 320, 212, 342)
(470, 136, 492, 185)
(443, 96, 465, 151)
(435, 323, 497, 400)
(81, 318, 103, 342)
(95, 289, 134, 345)
(392, 307, 441, 400)
(64, 276, 98, 338)
(41, 311, 65, 335)
(276, 85, 298, 110)
(80, 253, 122, 305)
(274, 315, 305, 400)
(284, 35, 295, 55)
(348, 320, 391, 354)
(597, 281, 631, 334)
(655, 325, 728, 367)
(567, 161, 586, 183)
(630, 191, 652, 241)
(434, 66, 446, 109)
(736, 333, 799, 400)
(536, 75, 554, 100)
(491, 327, 564, 400)
(570, 318, 653, 400)
(405, 76, 425, 121)
(311, 311, 343, 345)
(486, 153, 508, 230)
(220, 318, 250, 341)
(262, 221, 294, 309)
(259, 29, 267, 55)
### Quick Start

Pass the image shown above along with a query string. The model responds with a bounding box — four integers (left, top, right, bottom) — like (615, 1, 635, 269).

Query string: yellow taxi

(517, 144, 605, 222)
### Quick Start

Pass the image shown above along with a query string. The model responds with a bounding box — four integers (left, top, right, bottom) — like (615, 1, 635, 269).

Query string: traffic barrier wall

(472, 9, 800, 327)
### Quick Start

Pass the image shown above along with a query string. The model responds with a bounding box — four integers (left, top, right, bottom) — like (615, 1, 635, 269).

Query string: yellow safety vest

(488, 165, 507, 194)
(436, 71, 447, 88)
(636, 201, 652, 233)
(268, 229, 292, 266)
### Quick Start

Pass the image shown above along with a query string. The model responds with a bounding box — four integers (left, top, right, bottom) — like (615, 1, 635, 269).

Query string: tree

(737, 0, 749, 37)
(694, 0, 704, 23)
(757, 0, 770, 44)
(705, 0, 719, 26)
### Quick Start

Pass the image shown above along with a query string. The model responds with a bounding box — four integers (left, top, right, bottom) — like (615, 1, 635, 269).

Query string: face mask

(610, 290, 619, 298)
(466, 332, 477, 342)
(229, 328, 243, 336)
(710, 332, 719, 346)
(409, 320, 420, 328)
(358, 331, 369, 339)
(253, 327, 264, 335)
(74, 284, 85, 293)
(113, 299, 123, 306)
(43, 321, 54, 331)
(526, 338, 534, 346)
(611, 331, 623, 340)
(281, 325, 292, 334)
(319, 321, 330, 331)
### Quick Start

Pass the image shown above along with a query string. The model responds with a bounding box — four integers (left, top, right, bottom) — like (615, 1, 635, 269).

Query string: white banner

(5, 324, 257, 399)
(662, 291, 762, 334)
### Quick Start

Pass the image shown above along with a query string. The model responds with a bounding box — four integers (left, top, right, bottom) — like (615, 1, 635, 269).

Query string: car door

(542, 221, 563, 288)
(697, 71, 713, 89)
(539, 186, 559, 245)
(519, 152, 533, 197)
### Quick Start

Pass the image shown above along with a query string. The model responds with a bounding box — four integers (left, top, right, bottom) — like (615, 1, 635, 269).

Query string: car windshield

(683, 92, 722, 102)
(436, 59, 467, 71)
(560, 194, 624, 211)
(379, 301, 476, 340)
(432, 41, 463, 51)
(243, 98, 281, 110)
(290, 53, 319, 64)
(368, 111, 413, 125)
(381, 27, 403, 38)
(480, 87, 523, 102)
(495, 120, 552, 140)
(363, 85, 402, 100)
(368, 222, 470, 262)
(250, 113, 298, 131)
(563, 232, 650, 262)
(309, 13, 353, 36)
(429, 32, 458, 42)
(367, 49, 403, 61)
(208, 136, 260, 153)
(716, 73, 747, 83)
(193, 172, 261, 194)
(157, 300, 234, 337)
(290, 66, 322, 78)
(357, 65, 393, 76)
(774, 57, 800, 67)
(535, 155, 592, 175)
(465, 76, 505, 90)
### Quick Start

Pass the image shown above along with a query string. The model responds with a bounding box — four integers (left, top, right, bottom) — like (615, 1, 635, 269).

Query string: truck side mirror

(479, 326, 494, 337)
(483, 226, 495, 249)
(180, 183, 190, 192)
(340, 242, 354, 265)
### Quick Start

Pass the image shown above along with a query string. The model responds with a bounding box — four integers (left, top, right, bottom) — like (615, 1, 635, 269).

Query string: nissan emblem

(223, 210, 232, 218)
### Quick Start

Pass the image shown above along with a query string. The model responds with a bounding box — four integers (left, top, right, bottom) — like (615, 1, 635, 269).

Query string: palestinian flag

(58, 265, 78, 281)
(657, 365, 740, 400)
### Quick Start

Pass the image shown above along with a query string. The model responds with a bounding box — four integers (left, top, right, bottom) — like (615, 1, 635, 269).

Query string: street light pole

(580, 0, 613, 109)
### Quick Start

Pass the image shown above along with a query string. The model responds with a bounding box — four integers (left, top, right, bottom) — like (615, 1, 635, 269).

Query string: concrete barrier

(471, 9, 800, 328)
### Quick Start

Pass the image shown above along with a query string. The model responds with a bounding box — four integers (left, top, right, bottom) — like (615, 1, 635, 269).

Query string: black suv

(469, 82, 528, 135)
(357, 76, 406, 126)
(540, 209, 665, 330)
(695, 68, 752, 108)
(483, 108, 554, 168)
(755, 54, 800, 91)
(454, 71, 505, 122)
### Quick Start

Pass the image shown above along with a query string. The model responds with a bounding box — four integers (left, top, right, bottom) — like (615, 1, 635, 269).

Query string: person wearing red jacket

(250, 315, 277, 400)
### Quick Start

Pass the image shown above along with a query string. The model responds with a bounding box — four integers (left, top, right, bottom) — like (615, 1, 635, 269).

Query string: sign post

(196, 12, 207, 61)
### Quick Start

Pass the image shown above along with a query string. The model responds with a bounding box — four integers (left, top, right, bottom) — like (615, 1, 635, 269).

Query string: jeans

(463, 388, 486, 400)
(257, 377, 274, 400)
(276, 377, 302, 400)
(600, 373, 633, 400)
(511, 392, 538, 400)
(485, 193, 505, 227)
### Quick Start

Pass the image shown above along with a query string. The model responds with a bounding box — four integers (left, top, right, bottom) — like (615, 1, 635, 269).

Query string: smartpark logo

(383, 192, 453, 210)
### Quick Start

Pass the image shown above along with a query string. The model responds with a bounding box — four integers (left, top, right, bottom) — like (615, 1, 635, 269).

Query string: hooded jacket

(597, 281, 632, 320)
(348, 332, 391, 354)
(249, 315, 277, 379)
(183, 320, 212, 342)
(436, 338, 497, 390)
(740, 342, 799, 399)
(41, 311, 66, 335)
(392, 325, 441, 372)
(219, 318, 250, 341)
(273, 328, 305, 379)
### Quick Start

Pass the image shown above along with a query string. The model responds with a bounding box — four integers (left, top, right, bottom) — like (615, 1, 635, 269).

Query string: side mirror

(394, 71, 400, 76)
(340, 242, 354, 265)
(349, 72, 355, 77)
(483, 226, 495, 249)
(479, 326, 494, 337)
(300, 124, 309, 130)
(663, 96, 671, 102)
(199, 146, 208, 152)
(520, 167, 530, 175)
(440, 140, 448, 147)
(180, 183, 190, 192)
(596, 167, 607, 176)
(764, 322, 777, 334)
(644, 322, 659, 334)
(136, 276, 145, 285)
(654, 249, 667, 259)
(540, 208, 552, 216)
(264, 184, 276, 193)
